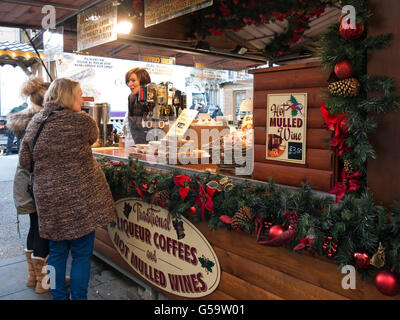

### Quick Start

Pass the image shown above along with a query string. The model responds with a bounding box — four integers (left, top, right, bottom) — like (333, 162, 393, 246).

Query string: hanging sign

(141, 55, 175, 65)
(77, 1, 117, 51)
(108, 198, 221, 298)
(144, 0, 213, 28)
(266, 93, 307, 164)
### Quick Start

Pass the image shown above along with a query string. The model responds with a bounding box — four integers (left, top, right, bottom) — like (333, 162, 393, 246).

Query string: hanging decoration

(122, 0, 338, 60)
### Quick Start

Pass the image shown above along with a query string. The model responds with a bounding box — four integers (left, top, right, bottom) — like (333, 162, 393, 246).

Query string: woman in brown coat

(19, 78, 116, 300)
(7, 77, 51, 294)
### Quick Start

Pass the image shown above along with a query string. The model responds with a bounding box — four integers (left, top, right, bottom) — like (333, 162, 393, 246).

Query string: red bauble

(159, 201, 167, 208)
(188, 206, 197, 216)
(339, 19, 365, 40)
(334, 60, 354, 79)
(374, 270, 400, 296)
(269, 225, 284, 240)
(353, 252, 370, 269)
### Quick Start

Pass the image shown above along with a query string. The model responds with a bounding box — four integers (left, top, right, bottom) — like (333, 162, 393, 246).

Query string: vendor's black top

(128, 93, 148, 144)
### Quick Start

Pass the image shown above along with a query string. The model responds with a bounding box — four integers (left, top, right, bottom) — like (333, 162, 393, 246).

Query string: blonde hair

(21, 76, 50, 107)
(44, 78, 81, 110)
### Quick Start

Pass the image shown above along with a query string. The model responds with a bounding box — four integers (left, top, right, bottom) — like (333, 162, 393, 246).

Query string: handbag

(27, 111, 57, 201)
(13, 111, 56, 214)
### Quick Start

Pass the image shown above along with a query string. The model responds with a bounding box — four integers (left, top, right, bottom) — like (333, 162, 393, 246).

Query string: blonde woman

(7, 77, 50, 294)
(18, 78, 116, 300)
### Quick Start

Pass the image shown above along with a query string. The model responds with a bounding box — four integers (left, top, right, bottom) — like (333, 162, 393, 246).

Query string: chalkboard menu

(288, 142, 303, 161)
(266, 93, 307, 164)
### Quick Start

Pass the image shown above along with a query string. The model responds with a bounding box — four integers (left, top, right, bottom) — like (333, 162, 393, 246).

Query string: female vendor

(124, 67, 151, 144)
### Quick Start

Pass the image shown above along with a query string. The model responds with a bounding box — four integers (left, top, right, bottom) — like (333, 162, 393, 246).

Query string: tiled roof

(0, 41, 44, 66)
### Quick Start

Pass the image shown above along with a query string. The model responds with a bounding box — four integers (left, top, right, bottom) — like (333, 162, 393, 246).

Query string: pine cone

(343, 159, 354, 174)
(328, 78, 360, 97)
(231, 206, 253, 229)
(152, 190, 170, 204)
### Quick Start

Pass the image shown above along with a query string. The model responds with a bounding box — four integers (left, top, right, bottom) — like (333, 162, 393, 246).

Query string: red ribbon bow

(173, 174, 192, 201)
(293, 237, 315, 256)
(330, 169, 362, 202)
(195, 182, 216, 220)
(321, 104, 351, 156)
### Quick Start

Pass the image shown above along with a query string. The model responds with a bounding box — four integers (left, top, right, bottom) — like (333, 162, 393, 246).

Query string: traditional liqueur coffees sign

(266, 93, 307, 164)
(108, 198, 221, 298)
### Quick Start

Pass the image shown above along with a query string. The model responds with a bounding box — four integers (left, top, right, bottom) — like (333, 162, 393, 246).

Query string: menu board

(266, 93, 307, 164)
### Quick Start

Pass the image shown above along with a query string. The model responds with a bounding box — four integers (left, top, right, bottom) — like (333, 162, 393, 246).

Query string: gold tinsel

(370, 242, 385, 268)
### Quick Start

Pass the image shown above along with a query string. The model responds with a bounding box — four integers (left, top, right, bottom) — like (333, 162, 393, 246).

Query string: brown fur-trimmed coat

(19, 102, 116, 241)
(8, 103, 42, 215)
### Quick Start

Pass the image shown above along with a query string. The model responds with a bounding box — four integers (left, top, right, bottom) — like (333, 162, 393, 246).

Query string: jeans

(48, 232, 95, 300)
(6, 129, 15, 154)
(26, 212, 49, 258)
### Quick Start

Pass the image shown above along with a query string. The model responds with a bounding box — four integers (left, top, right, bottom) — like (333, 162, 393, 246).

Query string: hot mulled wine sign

(108, 198, 221, 298)
(266, 93, 307, 164)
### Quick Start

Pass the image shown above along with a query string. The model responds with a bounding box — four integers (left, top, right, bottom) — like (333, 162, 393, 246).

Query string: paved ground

(0, 152, 165, 300)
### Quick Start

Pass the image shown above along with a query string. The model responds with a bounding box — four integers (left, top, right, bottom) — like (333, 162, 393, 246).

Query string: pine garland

(99, 157, 400, 283)
(316, 0, 400, 201)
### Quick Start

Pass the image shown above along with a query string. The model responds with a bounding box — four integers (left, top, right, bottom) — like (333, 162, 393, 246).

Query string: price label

(288, 142, 303, 160)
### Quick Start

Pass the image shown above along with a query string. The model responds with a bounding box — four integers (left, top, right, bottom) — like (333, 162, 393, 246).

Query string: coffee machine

(82, 101, 112, 147)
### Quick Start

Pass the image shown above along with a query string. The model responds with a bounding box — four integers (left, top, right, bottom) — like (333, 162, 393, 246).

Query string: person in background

(7, 77, 50, 293)
(211, 105, 223, 119)
(124, 67, 151, 145)
(189, 99, 198, 110)
(198, 103, 208, 113)
(5, 102, 28, 155)
(18, 78, 116, 300)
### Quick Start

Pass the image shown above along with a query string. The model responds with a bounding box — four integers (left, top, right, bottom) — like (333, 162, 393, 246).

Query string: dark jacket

(18, 102, 116, 240)
(128, 93, 148, 144)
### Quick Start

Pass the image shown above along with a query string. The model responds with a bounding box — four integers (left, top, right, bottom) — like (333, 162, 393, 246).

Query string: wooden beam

(116, 34, 266, 64)
(2, 0, 80, 11)
(107, 44, 130, 57)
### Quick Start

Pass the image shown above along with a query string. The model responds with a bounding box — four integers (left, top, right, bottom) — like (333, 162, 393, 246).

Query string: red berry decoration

(323, 237, 338, 258)
(353, 252, 370, 269)
(339, 16, 365, 40)
(374, 270, 400, 296)
(269, 225, 284, 240)
(334, 60, 354, 79)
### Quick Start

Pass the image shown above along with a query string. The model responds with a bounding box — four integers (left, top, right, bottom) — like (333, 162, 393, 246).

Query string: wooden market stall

(1, 0, 399, 301)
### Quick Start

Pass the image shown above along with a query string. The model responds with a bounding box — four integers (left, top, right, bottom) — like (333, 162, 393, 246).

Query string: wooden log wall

(94, 221, 399, 300)
(249, 62, 337, 192)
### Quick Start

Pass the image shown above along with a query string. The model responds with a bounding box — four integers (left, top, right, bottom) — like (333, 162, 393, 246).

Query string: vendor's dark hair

(125, 68, 151, 86)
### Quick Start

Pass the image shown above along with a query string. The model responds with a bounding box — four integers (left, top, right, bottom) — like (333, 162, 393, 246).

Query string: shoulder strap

(29, 111, 57, 173)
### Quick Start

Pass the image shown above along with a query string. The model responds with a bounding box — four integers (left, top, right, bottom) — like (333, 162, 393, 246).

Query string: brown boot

(24, 249, 36, 287)
(31, 255, 50, 294)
